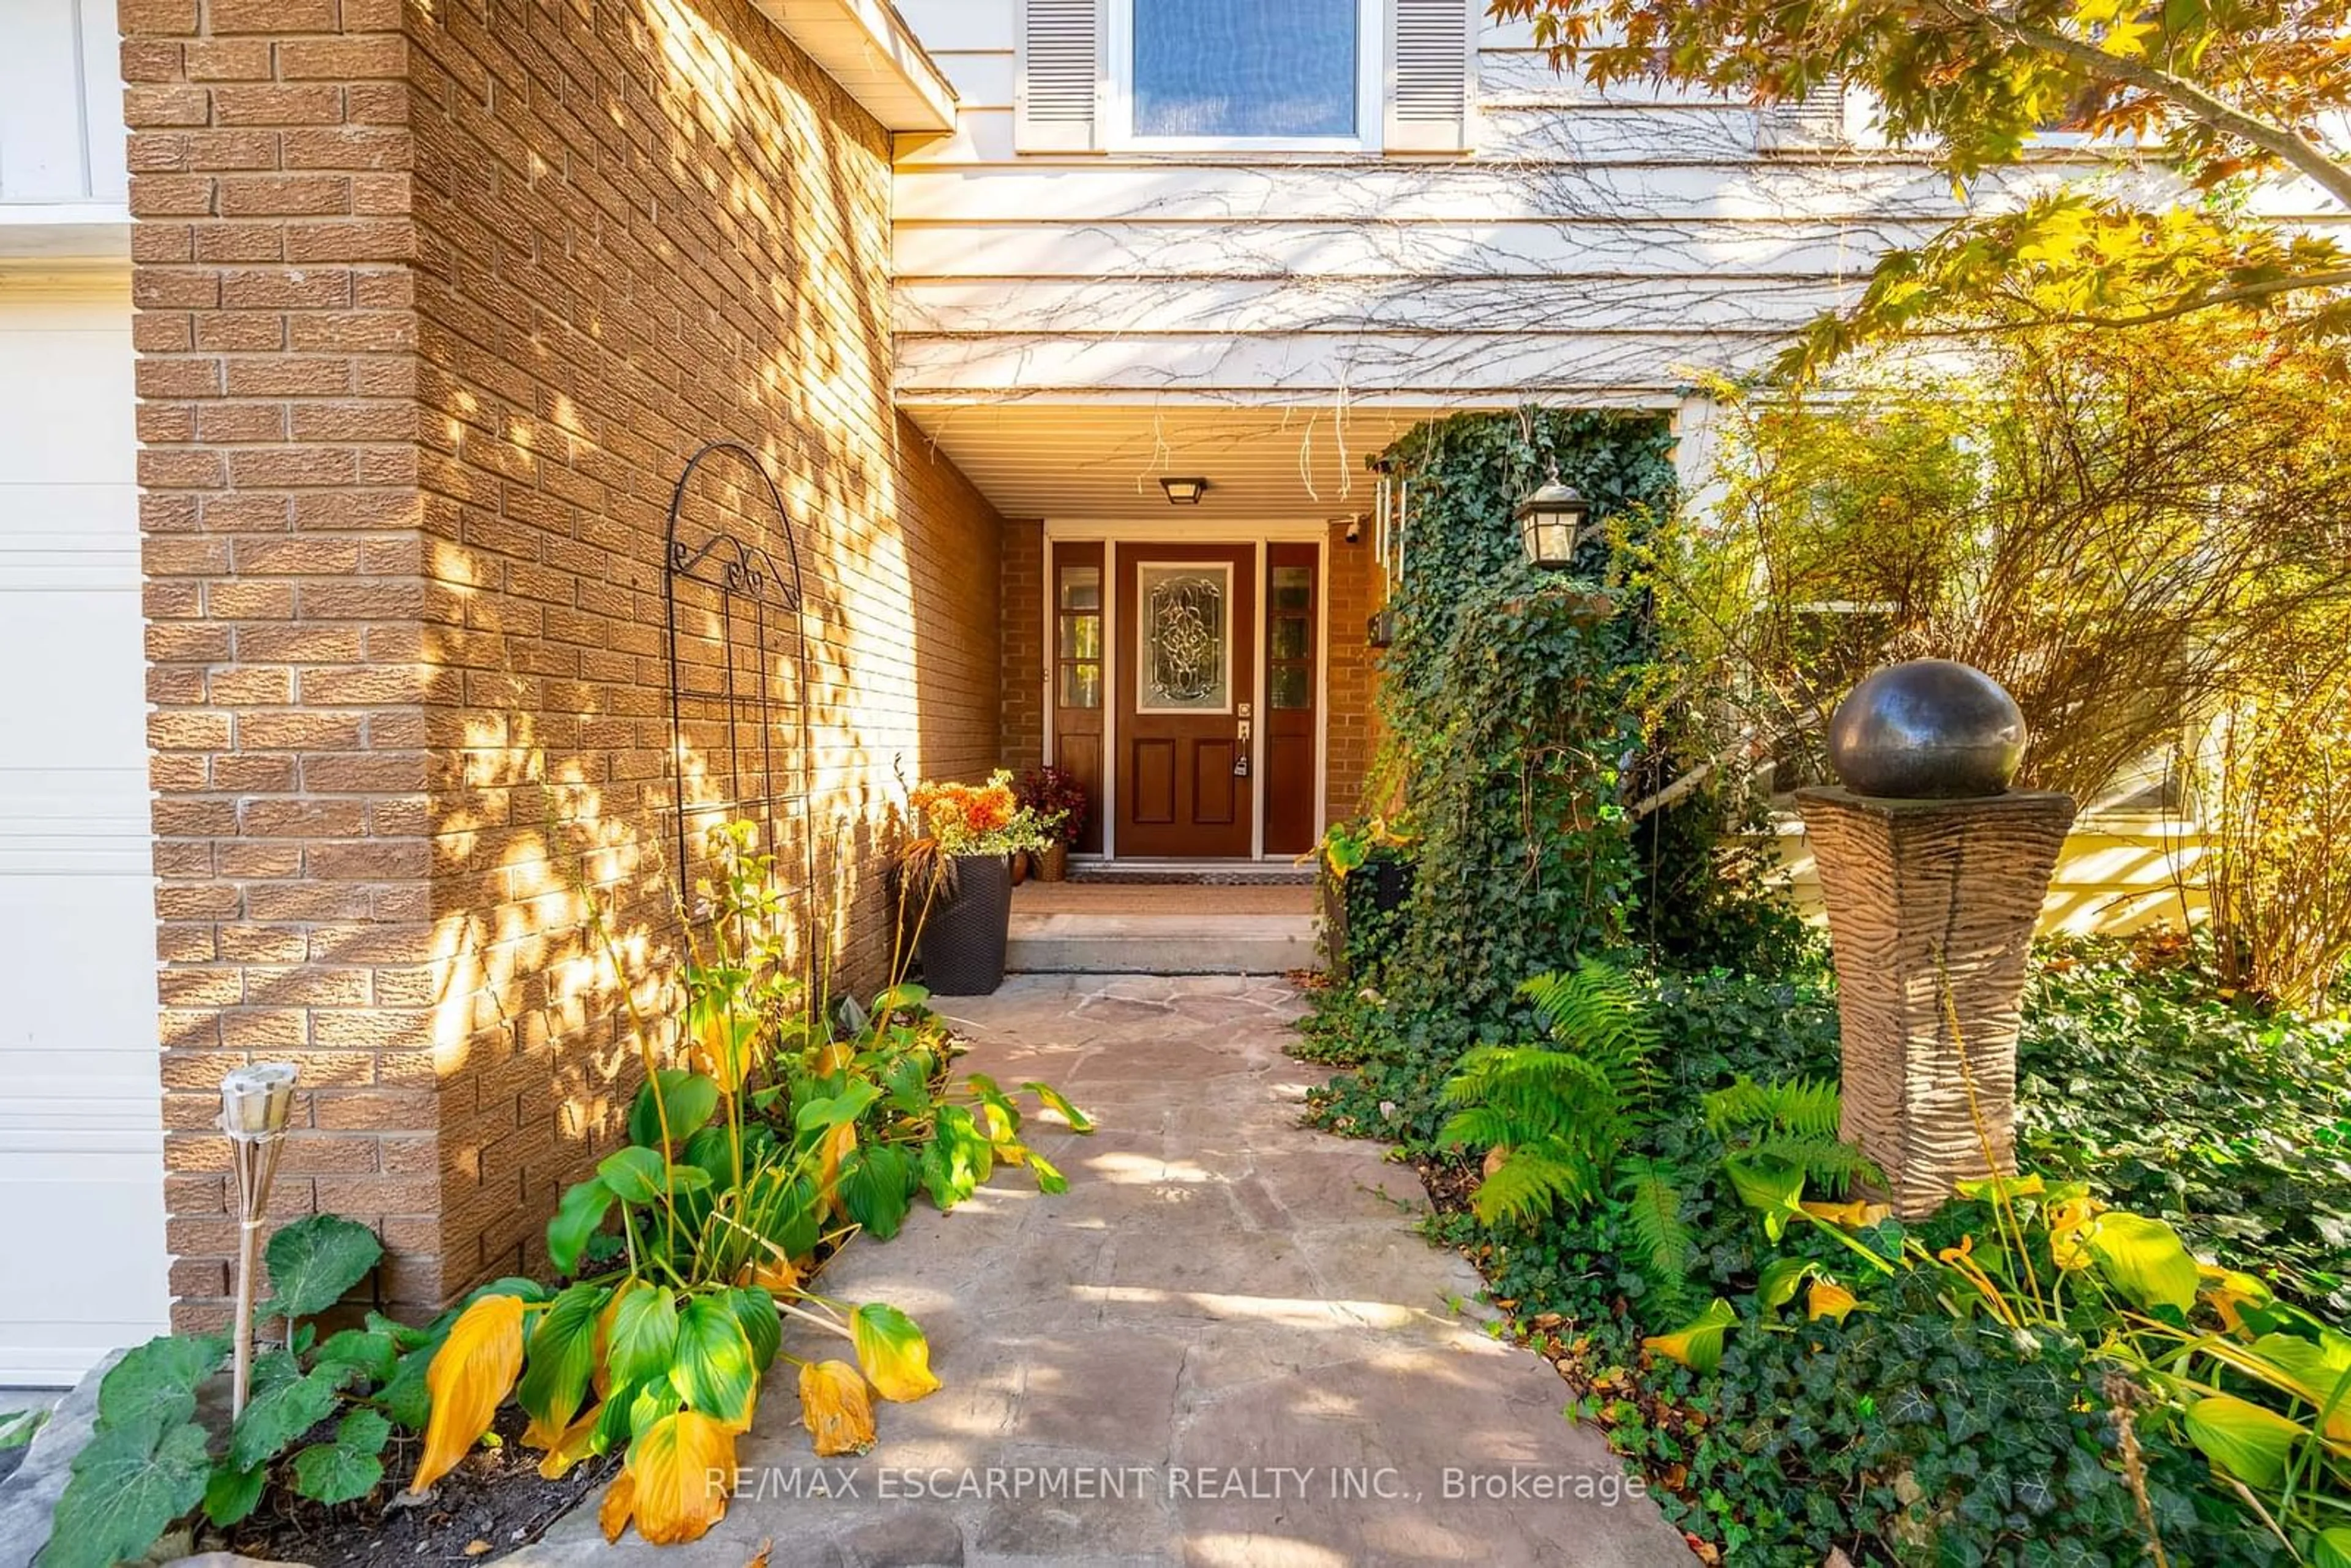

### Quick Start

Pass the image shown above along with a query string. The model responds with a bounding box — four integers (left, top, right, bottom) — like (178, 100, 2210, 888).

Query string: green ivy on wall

(1326, 410, 1679, 1136)
(1373, 408, 1679, 722)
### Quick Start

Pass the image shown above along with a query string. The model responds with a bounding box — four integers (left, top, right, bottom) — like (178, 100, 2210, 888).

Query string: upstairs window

(1130, 0, 1362, 141)
(1019, 0, 1473, 156)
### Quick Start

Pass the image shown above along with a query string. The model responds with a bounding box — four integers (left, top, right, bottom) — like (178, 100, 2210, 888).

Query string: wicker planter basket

(1037, 841, 1070, 882)
(915, 852, 1014, 996)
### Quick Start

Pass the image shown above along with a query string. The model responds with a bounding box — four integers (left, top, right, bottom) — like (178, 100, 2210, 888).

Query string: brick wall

(124, 0, 435, 1323)
(1000, 518, 1044, 775)
(1325, 519, 1382, 822)
(126, 0, 1005, 1324)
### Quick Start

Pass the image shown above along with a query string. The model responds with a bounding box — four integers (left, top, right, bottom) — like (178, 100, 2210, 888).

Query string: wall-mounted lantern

(1514, 478, 1592, 570)
(1159, 476, 1208, 506)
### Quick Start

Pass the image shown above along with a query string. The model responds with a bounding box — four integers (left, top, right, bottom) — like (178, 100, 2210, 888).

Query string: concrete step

(1006, 912, 1320, 975)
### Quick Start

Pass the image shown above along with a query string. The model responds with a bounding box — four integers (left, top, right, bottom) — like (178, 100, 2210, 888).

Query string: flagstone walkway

(511, 975, 1692, 1567)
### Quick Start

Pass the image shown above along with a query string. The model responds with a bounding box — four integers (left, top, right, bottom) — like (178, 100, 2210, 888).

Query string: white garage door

(0, 270, 167, 1383)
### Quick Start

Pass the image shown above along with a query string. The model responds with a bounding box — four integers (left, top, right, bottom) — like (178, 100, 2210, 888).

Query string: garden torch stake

(220, 1063, 297, 1418)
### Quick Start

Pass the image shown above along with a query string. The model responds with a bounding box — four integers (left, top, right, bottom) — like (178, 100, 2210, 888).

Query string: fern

(1704, 1075, 1884, 1199)
(1443, 959, 1660, 1227)
(1703, 1074, 1842, 1141)
(1747, 1134, 1882, 1199)
(1518, 962, 1661, 1116)
(1614, 1156, 1695, 1314)
(1440, 1046, 1619, 1129)
(1471, 1143, 1603, 1228)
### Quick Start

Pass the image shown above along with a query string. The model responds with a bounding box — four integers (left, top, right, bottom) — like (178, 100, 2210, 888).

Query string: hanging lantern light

(1514, 474, 1592, 571)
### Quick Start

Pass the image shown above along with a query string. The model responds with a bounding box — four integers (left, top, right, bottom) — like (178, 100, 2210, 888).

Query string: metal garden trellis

(661, 440, 817, 960)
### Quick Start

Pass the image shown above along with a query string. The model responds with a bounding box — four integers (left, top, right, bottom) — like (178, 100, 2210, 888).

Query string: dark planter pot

(1361, 858, 1415, 915)
(1321, 857, 1415, 981)
(916, 853, 1014, 996)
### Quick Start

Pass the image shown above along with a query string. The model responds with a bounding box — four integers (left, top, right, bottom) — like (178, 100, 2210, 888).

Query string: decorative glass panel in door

(1136, 563, 1231, 712)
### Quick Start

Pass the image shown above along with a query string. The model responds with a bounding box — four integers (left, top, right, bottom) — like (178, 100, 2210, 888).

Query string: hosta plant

(413, 821, 1091, 1545)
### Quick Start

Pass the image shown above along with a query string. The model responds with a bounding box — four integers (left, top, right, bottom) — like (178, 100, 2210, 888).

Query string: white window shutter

(1385, 0, 1475, 154)
(1758, 78, 1851, 151)
(1017, 0, 1106, 154)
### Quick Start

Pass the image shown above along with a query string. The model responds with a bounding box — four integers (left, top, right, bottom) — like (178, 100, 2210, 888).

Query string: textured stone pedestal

(1797, 787, 2077, 1217)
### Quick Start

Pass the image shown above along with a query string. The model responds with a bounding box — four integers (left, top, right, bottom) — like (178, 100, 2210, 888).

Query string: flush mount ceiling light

(1159, 476, 1209, 506)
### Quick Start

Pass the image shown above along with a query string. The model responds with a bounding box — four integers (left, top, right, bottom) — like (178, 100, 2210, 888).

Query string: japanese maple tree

(1489, 0, 2351, 369)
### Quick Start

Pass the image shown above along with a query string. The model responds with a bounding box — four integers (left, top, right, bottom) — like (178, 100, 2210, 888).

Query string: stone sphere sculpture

(1826, 659, 2027, 798)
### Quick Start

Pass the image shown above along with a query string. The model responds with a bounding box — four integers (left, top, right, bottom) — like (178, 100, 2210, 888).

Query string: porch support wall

(125, 0, 1005, 1329)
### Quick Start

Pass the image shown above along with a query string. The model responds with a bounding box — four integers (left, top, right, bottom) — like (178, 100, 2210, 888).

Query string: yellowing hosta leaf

(1954, 1174, 2045, 1202)
(1757, 1256, 1820, 1311)
(743, 1255, 800, 1293)
(669, 1295, 756, 1431)
(1807, 1278, 1860, 1324)
(693, 1010, 756, 1095)
(852, 1303, 941, 1402)
(518, 1282, 605, 1450)
(2049, 1198, 2098, 1272)
(2085, 1211, 2200, 1314)
(818, 1120, 858, 1214)
(799, 1360, 876, 1457)
(2236, 1333, 2351, 1442)
(1723, 1157, 1804, 1242)
(410, 1294, 527, 1495)
(2183, 1394, 2307, 1489)
(536, 1402, 604, 1481)
(615, 1409, 737, 1545)
(1800, 1198, 1890, 1228)
(606, 1283, 681, 1390)
(2197, 1266, 2273, 1334)
(598, 1469, 636, 1545)
(1643, 1299, 1738, 1373)
(593, 1289, 625, 1400)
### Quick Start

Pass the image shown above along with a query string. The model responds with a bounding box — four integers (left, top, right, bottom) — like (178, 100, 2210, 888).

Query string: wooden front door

(1115, 544, 1256, 858)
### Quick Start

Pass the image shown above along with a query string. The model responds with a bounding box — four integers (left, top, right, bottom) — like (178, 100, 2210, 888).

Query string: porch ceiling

(897, 403, 1450, 522)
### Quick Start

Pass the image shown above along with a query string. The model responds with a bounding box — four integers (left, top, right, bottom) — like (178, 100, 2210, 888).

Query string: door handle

(1234, 716, 1251, 776)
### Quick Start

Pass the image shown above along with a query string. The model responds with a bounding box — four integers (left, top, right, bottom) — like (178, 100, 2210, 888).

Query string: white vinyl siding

(902, 5, 2337, 404)
(899, 2, 1924, 403)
